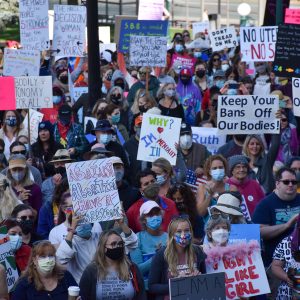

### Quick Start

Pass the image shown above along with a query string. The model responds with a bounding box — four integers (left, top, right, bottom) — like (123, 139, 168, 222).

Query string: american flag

(184, 169, 207, 195)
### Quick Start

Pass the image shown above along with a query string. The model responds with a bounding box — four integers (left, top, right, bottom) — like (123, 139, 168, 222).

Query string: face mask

(255, 64, 267, 74)
(156, 174, 167, 185)
(111, 94, 122, 105)
(23, 144, 29, 152)
(98, 134, 112, 145)
(37, 257, 56, 273)
(179, 135, 192, 150)
(59, 75, 68, 84)
(227, 89, 238, 95)
(11, 171, 25, 182)
(180, 76, 191, 85)
(143, 182, 160, 199)
(175, 202, 186, 212)
(9, 235, 22, 252)
(53, 96, 62, 104)
(146, 215, 162, 230)
(215, 80, 225, 89)
(138, 105, 147, 113)
(296, 171, 300, 182)
(55, 166, 66, 176)
(194, 52, 202, 58)
(19, 219, 34, 235)
(5, 117, 17, 127)
(114, 169, 124, 182)
(115, 82, 125, 90)
(175, 44, 184, 53)
(164, 89, 176, 98)
(211, 229, 229, 245)
(59, 116, 71, 126)
(221, 64, 230, 72)
(105, 246, 124, 260)
(111, 114, 121, 124)
(135, 127, 141, 138)
(210, 168, 225, 181)
(196, 70, 206, 78)
(76, 223, 93, 239)
(174, 232, 192, 247)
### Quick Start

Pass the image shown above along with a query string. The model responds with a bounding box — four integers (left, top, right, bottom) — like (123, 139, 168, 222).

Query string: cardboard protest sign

(130, 36, 167, 67)
(209, 26, 238, 52)
(205, 241, 270, 299)
(217, 95, 280, 134)
(3, 49, 40, 76)
(192, 21, 209, 38)
(119, 20, 168, 53)
(285, 8, 300, 24)
(273, 24, 300, 78)
(171, 54, 196, 73)
(22, 109, 44, 144)
(0, 226, 19, 291)
(66, 158, 122, 223)
(53, 5, 86, 57)
(137, 113, 181, 165)
(15, 76, 53, 109)
(292, 78, 300, 117)
(0, 77, 16, 110)
(169, 273, 226, 300)
(138, 0, 164, 20)
(191, 127, 226, 154)
(19, 0, 50, 50)
(240, 26, 277, 62)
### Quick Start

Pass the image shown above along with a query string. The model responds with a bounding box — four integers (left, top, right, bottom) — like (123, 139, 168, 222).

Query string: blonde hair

(131, 89, 157, 115)
(106, 86, 129, 110)
(242, 135, 265, 158)
(152, 157, 173, 177)
(164, 217, 195, 277)
(94, 230, 131, 281)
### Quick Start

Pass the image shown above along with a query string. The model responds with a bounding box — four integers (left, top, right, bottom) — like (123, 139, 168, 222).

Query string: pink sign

(0, 77, 16, 110)
(171, 54, 196, 73)
(285, 8, 300, 24)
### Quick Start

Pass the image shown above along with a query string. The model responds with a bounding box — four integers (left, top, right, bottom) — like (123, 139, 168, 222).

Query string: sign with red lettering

(205, 241, 270, 299)
(285, 8, 300, 24)
(171, 54, 196, 74)
(240, 26, 277, 62)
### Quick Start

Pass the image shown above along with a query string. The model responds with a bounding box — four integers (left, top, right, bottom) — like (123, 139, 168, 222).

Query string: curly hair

(203, 154, 228, 180)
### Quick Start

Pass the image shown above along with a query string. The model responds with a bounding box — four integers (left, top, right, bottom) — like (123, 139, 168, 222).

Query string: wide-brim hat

(211, 193, 243, 216)
(91, 119, 114, 135)
(49, 149, 74, 164)
(83, 145, 113, 161)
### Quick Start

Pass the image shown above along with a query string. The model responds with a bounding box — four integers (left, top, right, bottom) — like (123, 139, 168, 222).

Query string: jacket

(37, 200, 54, 239)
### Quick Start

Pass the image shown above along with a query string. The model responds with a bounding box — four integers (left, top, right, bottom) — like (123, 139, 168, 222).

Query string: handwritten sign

(285, 8, 300, 24)
(240, 26, 277, 62)
(15, 76, 53, 109)
(137, 113, 181, 165)
(130, 36, 167, 67)
(217, 95, 279, 134)
(0, 226, 19, 292)
(0, 77, 16, 110)
(3, 49, 40, 76)
(119, 20, 168, 53)
(292, 78, 300, 116)
(138, 0, 164, 20)
(192, 21, 209, 38)
(22, 109, 44, 144)
(209, 26, 238, 52)
(66, 158, 122, 223)
(53, 5, 86, 57)
(169, 273, 226, 300)
(171, 54, 196, 74)
(273, 24, 300, 78)
(19, 0, 50, 50)
(191, 127, 226, 154)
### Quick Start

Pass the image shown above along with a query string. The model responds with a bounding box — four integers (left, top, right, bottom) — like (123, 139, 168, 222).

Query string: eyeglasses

(279, 180, 298, 185)
(12, 150, 26, 155)
(209, 212, 230, 220)
(281, 118, 288, 122)
(213, 58, 221, 62)
(17, 215, 34, 221)
(106, 241, 125, 249)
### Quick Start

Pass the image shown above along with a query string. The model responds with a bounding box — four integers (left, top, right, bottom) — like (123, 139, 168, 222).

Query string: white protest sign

(192, 21, 209, 37)
(66, 158, 122, 223)
(209, 26, 238, 52)
(53, 5, 86, 57)
(0, 226, 19, 291)
(191, 127, 226, 154)
(137, 113, 181, 165)
(138, 0, 164, 20)
(3, 49, 40, 76)
(15, 76, 53, 109)
(217, 95, 280, 134)
(240, 26, 277, 62)
(19, 0, 50, 50)
(22, 109, 44, 144)
(292, 78, 300, 117)
(130, 36, 167, 67)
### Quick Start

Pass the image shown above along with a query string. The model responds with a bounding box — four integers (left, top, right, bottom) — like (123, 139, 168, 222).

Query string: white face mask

(179, 134, 192, 150)
(211, 228, 229, 245)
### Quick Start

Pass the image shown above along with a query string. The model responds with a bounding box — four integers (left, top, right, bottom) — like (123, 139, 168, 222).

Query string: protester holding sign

(253, 62, 271, 95)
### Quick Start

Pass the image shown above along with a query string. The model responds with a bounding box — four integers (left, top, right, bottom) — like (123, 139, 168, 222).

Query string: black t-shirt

(158, 103, 185, 120)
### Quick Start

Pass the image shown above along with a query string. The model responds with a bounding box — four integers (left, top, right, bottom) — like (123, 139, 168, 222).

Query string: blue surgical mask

(164, 89, 176, 98)
(76, 223, 93, 239)
(9, 235, 22, 252)
(114, 169, 124, 182)
(98, 134, 112, 145)
(5, 117, 17, 127)
(227, 89, 238, 95)
(156, 174, 167, 185)
(146, 215, 162, 230)
(11, 171, 26, 182)
(175, 44, 184, 53)
(174, 232, 192, 247)
(215, 80, 225, 89)
(53, 96, 62, 104)
(111, 114, 121, 124)
(210, 168, 225, 181)
(194, 52, 202, 58)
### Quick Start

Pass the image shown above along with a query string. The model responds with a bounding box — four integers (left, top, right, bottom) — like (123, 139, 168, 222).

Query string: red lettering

(226, 283, 236, 299)
(236, 257, 246, 267)
(247, 254, 253, 265)
(269, 43, 275, 58)
(248, 265, 259, 279)
(239, 268, 249, 281)
(236, 282, 249, 297)
(234, 270, 240, 281)
(249, 281, 260, 294)
(225, 272, 234, 284)
(251, 44, 261, 60)
(223, 257, 236, 269)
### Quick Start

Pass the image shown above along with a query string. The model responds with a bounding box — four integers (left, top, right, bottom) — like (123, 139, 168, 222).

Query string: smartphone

(279, 100, 287, 108)
(228, 83, 240, 89)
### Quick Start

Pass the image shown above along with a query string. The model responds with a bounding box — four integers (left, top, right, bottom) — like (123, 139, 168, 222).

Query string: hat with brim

(83, 147, 113, 161)
(8, 158, 26, 169)
(91, 119, 115, 135)
(140, 200, 160, 216)
(49, 149, 74, 164)
(211, 193, 243, 216)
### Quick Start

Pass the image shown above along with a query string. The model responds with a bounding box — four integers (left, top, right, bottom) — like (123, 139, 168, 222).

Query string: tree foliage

(0, 0, 19, 32)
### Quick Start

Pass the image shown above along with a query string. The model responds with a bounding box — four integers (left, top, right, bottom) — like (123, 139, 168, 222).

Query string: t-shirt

(253, 192, 300, 266)
(49, 223, 68, 245)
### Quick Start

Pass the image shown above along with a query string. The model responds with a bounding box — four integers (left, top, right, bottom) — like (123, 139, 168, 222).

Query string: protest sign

(3, 49, 40, 76)
(192, 21, 209, 38)
(285, 8, 300, 24)
(217, 95, 279, 134)
(138, 0, 164, 20)
(53, 5, 86, 57)
(119, 20, 168, 53)
(137, 113, 181, 165)
(169, 273, 226, 300)
(191, 127, 226, 154)
(229, 224, 260, 245)
(171, 54, 197, 74)
(240, 195, 252, 223)
(0, 77, 16, 110)
(15, 76, 53, 109)
(209, 27, 238, 52)
(0, 226, 19, 291)
(292, 78, 300, 117)
(22, 109, 44, 144)
(273, 24, 300, 78)
(19, 0, 50, 50)
(114, 15, 137, 45)
(130, 36, 167, 67)
(240, 26, 277, 62)
(205, 241, 270, 299)
(264, 0, 290, 26)
(66, 158, 122, 223)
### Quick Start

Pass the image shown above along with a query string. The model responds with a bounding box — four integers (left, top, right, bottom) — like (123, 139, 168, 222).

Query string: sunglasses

(12, 150, 26, 155)
(213, 58, 221, 62)
(279, 180, 298, 185)
(17, 215, 34, 221)
(281, 118, 288, 122)
(106, 241, 125, 249)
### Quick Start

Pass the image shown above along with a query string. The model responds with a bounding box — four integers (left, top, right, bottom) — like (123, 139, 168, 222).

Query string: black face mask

(59, 75, 68, 84)
(176, 202, 186, 212)
(105, 246, 124, 260)
(55, 166, 66, 176)
(180, 76, 191, 85)
(196, 70, 206, 78)
(19, 219, 34, 235)
(115, 82, 125, 90)
(138, 105, 147, 113)
(111, 94, 122, 105)
(59, 116, 71, 125)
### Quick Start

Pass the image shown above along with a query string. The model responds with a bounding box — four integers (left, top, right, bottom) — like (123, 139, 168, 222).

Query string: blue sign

(229, 224, 260, 244)
(119, 20, 168, 53)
